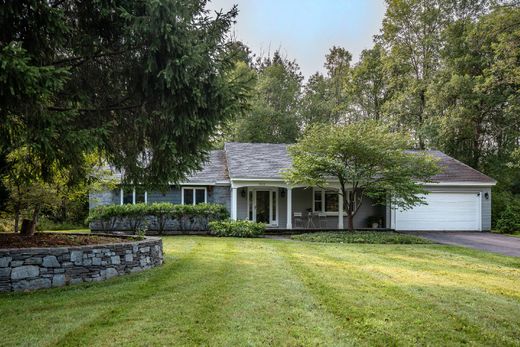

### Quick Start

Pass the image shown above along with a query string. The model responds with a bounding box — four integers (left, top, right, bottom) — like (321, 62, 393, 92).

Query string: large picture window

(313, 189, 339, 213)
(182, 187, 207, 205)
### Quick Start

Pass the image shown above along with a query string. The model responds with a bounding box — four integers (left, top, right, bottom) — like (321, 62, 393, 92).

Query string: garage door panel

(395, 192, 480, 231)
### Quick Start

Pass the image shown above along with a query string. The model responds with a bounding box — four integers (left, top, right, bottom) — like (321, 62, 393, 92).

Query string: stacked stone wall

(0, 234, 163, 292)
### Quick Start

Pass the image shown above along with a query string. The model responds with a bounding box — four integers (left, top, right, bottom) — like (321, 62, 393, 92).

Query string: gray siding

(210, 186, 231, 211)
(89, 191, 115, 209)
(89, 185, 231, 213)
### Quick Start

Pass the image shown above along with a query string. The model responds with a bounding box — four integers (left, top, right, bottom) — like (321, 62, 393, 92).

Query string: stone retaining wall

(0, 234, 163, 292)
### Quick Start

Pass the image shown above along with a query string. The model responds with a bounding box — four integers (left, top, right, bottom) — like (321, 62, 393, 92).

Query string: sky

(205, 0, 387, 78)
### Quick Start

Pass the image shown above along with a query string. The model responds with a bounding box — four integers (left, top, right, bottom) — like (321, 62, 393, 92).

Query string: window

(122, 188, 133, 205)
(314, 190, 322, 212)
(182, 187, 207, 205)
(313, 189, 339, 213)
(324, 191, 338, 212)
(136, 188, 146, 204)
(120, 187, 147, 205)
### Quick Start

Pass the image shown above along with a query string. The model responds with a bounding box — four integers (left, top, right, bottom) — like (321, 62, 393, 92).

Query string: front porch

(229, 183, 387, 230)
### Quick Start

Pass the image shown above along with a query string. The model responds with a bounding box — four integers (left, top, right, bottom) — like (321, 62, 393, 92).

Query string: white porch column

(120, 188, 124, 205)
(132, 187, 136, 204)
(231, 187, 238, 220)
(286, 187, 293, 229)
(338, 188, 344, 229)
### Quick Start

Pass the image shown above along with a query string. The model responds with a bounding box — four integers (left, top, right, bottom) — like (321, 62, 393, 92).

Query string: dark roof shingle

(187, 150, 229, 183)
(222, 143, 495, 184)
(224, 142, 291, 179)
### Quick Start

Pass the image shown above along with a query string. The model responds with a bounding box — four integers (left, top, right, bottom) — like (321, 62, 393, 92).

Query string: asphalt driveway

(404, 231, 520, 257)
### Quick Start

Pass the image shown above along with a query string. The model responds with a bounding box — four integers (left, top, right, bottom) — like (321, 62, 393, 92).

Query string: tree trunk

(21, 206, 40, 236)
(13, 206, 20, 233)
(20, 219, 34, 235)
(347, 212, 354, 231)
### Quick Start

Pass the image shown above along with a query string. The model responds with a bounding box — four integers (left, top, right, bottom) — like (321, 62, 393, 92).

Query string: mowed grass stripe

(208, 238, 353, 346)
(55, 237, 241, 346)
(314, 243, 520, 345)
(274, 241, 520, 346)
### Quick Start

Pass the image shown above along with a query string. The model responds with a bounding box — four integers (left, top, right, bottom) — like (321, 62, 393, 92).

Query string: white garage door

(394, 192, 481, 231)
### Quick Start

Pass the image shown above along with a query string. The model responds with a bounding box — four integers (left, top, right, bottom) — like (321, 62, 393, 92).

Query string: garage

(394, 192, 482, 231)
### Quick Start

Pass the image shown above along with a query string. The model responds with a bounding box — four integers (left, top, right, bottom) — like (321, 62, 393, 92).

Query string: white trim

(338, 188, 344, 229)
(229, 178, 495, 187)
(231, 187, 238, 220)
(181, 186, 208, 205)
(422, 181, 496, 187)
(286, 188, 292, 229)
(248, 188, 279, 227)
(312, 188, 341, 214)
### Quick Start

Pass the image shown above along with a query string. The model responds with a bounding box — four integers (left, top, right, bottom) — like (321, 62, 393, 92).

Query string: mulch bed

(0, 233, 134, 249)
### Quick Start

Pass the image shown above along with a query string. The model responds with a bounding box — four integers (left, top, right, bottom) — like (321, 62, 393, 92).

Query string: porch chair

(293, 212, 304, 228)
(317, 212, 327, 229)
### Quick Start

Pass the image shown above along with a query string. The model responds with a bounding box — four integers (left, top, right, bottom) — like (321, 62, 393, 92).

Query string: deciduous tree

(284, 121, 440, 230)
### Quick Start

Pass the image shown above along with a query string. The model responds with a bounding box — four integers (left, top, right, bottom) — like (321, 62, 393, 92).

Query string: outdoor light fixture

(484, 192, 489, 200)
(280, 188, 286, 198)
(241, 189, 246, 198)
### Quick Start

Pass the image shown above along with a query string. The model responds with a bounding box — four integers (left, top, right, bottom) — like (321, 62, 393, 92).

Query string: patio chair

(293, 212, 304, 229)
(317, 212, 327, 229)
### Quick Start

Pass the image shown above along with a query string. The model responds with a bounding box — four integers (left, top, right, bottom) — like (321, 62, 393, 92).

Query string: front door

(249, 189, 278, 226)
(255, 191, 270, 223)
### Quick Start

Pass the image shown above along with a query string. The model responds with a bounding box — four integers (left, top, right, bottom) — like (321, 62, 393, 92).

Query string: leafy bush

(87, 203, 229, 232)
(209, 220, 266, 238)
(495, 205, 520, 234)
(291, 231, 432, 244)
(0, 213, 14, 233)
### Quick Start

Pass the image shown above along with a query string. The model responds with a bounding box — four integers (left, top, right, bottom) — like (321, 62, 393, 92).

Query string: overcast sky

(206, 0, 387, 78)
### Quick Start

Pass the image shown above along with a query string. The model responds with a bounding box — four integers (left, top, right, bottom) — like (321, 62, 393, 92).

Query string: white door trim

(247, 187, 278, 226)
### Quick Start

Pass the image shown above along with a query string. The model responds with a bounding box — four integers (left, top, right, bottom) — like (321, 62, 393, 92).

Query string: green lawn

(1, 236, 520, 346)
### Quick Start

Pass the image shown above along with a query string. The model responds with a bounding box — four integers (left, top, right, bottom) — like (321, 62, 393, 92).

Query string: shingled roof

(424, 150, 496, 184)
(217, 143, 495, 184)
(224, 142, 291, 179)
(187, 150, 229, 183)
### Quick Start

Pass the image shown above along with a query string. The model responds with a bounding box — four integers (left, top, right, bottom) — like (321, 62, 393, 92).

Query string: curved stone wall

(0, 234, 163, 292)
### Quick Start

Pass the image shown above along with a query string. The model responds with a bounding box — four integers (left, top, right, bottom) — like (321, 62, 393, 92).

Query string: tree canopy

(284, 121, 440, 230)
(0, 0, 249, 188)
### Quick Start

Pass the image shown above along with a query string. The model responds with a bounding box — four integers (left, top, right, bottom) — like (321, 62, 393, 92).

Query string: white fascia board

(421, 181, 496, 187)
(230, 178, 344, 189)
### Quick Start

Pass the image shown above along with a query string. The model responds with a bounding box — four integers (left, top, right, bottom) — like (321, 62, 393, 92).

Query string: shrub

(496, 205, 520, 234)
(87, 203, 229, 232)
(208, 220, 266, 238)
(291, 231, 432, 244)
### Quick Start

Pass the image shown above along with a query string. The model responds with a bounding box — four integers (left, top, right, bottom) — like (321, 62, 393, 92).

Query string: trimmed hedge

(209, 220, 266, 238)
(87, 203, 229, 233)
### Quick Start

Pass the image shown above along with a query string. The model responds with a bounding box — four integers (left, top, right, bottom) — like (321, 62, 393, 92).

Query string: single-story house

(89, 142, 496, 231)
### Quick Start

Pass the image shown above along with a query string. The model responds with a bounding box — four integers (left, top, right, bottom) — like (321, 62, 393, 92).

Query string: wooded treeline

(218, 0, 520, 226)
